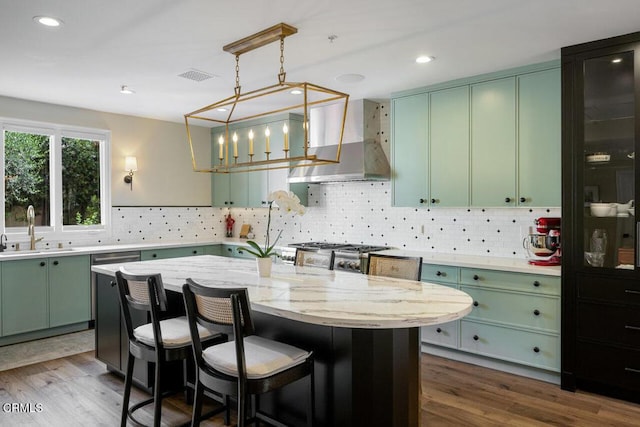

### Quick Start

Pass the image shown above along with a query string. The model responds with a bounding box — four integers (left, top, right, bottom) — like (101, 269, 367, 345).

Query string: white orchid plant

(242, 190, 305, 258)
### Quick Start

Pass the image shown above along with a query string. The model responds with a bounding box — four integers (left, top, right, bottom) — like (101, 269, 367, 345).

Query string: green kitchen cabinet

(391, 93, 428, 207)
(470, 77, 517, 206)
(392, 61, 560, 208)
(205, 244, 222, 256)
(141, 245, 210, 260)
(49, 255, 91, 328)
(517, 68, 561, 206)
(429, 86, 470, 206)
(211, 128, 248, 208)
(2, 258, 49, 336)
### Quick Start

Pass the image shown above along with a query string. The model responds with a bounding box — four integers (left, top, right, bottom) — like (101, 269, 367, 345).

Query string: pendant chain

(278, 37, 286, 84)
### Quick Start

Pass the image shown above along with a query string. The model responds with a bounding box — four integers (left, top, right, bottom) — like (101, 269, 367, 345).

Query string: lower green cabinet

(49, 255, 91, 327)
(1, 255, 90, 337)
(2, 259, 49, 336)
(141, 245, 213, 260)
(421, 263, 561, 373)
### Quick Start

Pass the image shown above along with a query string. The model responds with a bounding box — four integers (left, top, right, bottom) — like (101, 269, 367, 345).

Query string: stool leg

(191, 380, 204, 427)
(224, 394, 231, 426)
(153, 359, 162, 427)
(308, 366, 315, 427)
(121, 353, 135, 427)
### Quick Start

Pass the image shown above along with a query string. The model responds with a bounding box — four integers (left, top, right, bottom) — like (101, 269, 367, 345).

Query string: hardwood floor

(1, 351, 639, 426)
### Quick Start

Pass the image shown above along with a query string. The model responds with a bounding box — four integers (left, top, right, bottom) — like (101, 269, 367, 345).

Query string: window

(1, 119, 111, 238)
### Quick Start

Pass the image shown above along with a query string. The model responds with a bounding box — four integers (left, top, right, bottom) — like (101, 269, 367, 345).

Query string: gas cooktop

(288, 242, 390, 253)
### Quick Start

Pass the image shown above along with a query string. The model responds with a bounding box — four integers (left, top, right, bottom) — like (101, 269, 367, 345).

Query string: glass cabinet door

(582, 50, 635, 269)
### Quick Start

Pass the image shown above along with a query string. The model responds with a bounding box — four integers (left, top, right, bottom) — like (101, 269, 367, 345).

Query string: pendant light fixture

(184, 23, 349, 173)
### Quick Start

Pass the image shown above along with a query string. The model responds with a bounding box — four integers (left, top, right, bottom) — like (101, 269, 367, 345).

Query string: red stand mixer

(523, 217, 561, 266)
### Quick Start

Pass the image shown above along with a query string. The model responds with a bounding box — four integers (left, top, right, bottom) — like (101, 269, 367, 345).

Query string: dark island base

(253, 312, 420, 427)
(95, 273, 420, 427)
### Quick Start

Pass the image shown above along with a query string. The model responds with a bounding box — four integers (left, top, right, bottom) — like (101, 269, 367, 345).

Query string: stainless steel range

(282, 242, 391, 273)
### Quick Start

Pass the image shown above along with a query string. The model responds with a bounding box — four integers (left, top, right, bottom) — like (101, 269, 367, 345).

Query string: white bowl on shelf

(590, 203, 616, 217)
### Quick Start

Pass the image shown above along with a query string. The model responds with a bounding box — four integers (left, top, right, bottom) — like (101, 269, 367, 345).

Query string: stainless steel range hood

(288, 99, 390, 183)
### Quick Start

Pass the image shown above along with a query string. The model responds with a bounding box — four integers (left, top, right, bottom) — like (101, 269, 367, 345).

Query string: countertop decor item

(184, 23, 349, 175)
(243, 190, 305, 276)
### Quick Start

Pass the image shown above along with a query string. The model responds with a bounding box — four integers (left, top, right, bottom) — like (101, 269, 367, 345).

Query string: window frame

(1, 117, 111, 240)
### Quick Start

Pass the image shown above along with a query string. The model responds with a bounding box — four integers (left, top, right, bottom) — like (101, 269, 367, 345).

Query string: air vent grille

(178, 69, 215, 82)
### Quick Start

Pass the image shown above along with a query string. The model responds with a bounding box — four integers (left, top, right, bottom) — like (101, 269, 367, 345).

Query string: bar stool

(183, 278, 315, 427)
(115, 269, 226, 427)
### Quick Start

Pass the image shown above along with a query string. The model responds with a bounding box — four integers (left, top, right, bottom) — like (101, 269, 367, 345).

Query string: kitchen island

(92, 255, 473, 427)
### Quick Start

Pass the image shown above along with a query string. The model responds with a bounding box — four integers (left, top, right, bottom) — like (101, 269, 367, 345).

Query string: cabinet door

(430, 86, 470, 206)
(471, 77, 516, 206)
(247, 123, 270, 207)
(392, 94, 428, 207)
(518, 68, 561, 206)
(2, 259, 48, 336)
(49, 255, 91, 327)
(141, 246, 206, 260)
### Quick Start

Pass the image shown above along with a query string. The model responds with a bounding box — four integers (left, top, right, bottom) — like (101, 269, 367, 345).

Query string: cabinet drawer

(421, 321, 459, 348)
(577, 302, 640, 349)
(461, 286, 559, 333)
(576, 341, 640, 392)
(460, 268, 560, 296)
(460, 320, 559, 371)
(577, 273, 640, 306)
(421, 264, 458, 284)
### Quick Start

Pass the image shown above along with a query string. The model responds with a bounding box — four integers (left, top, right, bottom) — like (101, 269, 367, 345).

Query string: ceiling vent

(178, 68, 215, 82)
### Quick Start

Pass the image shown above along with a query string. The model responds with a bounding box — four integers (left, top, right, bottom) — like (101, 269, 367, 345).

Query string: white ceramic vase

(256, 257, 272, 277)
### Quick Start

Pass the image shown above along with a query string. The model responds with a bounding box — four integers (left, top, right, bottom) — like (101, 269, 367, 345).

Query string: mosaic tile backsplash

(67, 181, 559, 259)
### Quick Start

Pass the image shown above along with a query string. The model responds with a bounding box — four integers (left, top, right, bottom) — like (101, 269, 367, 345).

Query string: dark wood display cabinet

(561, 31, 640, 403)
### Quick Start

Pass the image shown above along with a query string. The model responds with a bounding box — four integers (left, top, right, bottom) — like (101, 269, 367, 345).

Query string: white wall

(0, 95, 211, 206)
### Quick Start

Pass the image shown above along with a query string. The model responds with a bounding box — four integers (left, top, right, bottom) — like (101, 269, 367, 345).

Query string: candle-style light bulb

(218, 135, 224, 160)
(232, 132, 238, 157)
(283, 123, 289, 151)
(265, 127, 271, 153)
(248, 129, 254, 156)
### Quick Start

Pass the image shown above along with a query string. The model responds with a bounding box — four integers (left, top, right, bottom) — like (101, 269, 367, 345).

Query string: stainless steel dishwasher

(90, 251, 141, 322)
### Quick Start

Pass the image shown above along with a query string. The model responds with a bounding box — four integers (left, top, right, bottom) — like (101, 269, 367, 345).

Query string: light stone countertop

(0, 237, 560, 277)
(92, 255, 473, 329)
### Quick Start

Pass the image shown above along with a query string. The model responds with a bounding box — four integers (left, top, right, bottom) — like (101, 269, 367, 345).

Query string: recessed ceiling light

(33, 16, 63, 27)
(216, 107, 228, 112)
(415, 56, 434, 64)
(335, 74, 365, 84)
(612, 58, 622, 63)
(290, 89, 303, 95)
(120, 85, 134, 95)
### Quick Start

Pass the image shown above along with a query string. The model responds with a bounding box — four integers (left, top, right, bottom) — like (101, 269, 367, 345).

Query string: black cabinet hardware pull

(533, 281, 540, 287)
(110, 281, 116, 287)
(53, 260, 59, 266)
(625, 325, 640, 331)
(533, 347, 540, 353)
(40, 261, 46, 267)
(533, 309, 540, 316)
(520, 197, 526, 203)
(431, 198, 437, 204)
(227, 248, 232, 252)
(436, 271, 442, 276)
(625, 289, 640, 295)
(224, 201, 228, 205)
(419, 198, 426, 204)
(473, 274, 479, 281)
(624, 367, 640, 374)
(192, 250, 197, 254)
(152, 253, 157, 258)
(505, 197, 511, 203)
(436, 328, 442, 333)
(473, 301, 479, 307)
(473, 335, 479, 341)
(229, 201, 234, 205)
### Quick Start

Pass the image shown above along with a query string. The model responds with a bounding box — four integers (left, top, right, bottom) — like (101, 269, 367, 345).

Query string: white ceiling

(1, 0, 639, 124)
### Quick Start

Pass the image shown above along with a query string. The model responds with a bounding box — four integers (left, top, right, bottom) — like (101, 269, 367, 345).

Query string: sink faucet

(0, 234, 6, 252)
(27, 205, 43, 250)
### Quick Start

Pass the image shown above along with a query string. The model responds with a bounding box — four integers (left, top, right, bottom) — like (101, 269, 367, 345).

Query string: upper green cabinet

(517, 68, 561, 207)
(430, 86, 470, 206)
(470, 77, 517, 206)
(391, 93, 428, 207)
(211, 113, 308, 208)
(391, 62, 561, 208)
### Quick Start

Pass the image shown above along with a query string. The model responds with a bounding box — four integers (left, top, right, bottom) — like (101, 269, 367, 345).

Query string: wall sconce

(124, 156, 138, 190)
